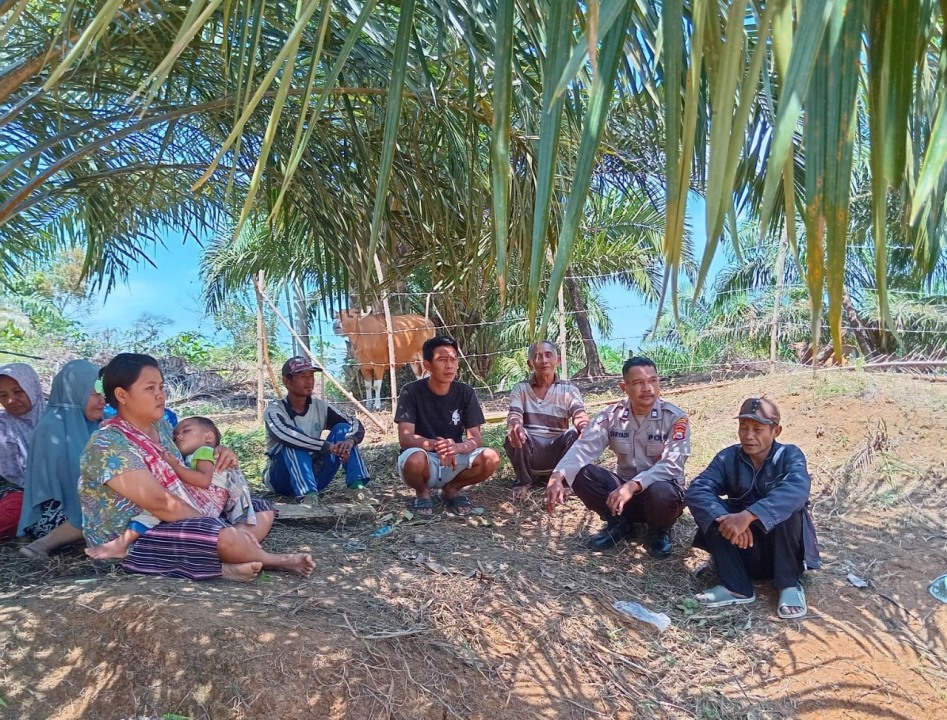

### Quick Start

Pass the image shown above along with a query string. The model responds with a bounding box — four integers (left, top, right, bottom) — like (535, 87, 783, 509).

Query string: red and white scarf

(100, 416, 214, 514)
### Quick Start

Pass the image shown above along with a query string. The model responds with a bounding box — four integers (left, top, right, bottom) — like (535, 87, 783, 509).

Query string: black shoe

(587, 518, 638, 550)
(649, 528, 673, 558)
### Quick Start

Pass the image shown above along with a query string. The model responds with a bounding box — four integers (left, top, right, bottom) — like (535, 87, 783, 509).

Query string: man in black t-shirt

(395, 336, 500, 516)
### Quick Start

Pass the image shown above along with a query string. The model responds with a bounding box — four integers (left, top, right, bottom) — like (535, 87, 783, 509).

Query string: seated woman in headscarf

(18, 360, 106, 558)
(80, 352, 314, 581)
(0, 363, 46, 538)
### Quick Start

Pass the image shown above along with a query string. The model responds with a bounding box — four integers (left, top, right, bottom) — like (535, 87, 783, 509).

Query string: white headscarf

(0, 362, 46, 487)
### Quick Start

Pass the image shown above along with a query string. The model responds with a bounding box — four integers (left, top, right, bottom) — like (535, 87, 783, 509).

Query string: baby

(165, 416, 252, 522)
(87, 417, 256, 560)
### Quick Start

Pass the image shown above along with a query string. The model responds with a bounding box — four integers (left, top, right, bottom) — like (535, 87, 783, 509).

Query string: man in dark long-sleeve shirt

(264, 357, 370, 499)
(685, 397, 819, 620)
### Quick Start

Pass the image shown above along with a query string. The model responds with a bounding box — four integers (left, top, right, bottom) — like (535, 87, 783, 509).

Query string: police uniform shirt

(554, 397, 691, 490)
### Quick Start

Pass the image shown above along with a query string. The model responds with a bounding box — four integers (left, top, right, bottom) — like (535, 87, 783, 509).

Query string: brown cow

(333, 309, 435, 409)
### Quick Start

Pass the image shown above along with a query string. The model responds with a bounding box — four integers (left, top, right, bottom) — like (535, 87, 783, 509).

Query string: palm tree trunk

(565, 275, 605, 378)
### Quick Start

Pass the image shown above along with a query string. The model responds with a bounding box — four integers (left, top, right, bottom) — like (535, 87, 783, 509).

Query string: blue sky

(87, 233, 208, 333)
(89, 197, 716, 354)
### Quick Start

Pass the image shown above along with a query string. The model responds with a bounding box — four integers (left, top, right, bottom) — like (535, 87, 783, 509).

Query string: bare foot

(512, 485, 530, 501)
(221, 561, 263, 582)
(19, 545, 48, 561)
(274, 553, 315, 577)
(85, 538, 130, 560)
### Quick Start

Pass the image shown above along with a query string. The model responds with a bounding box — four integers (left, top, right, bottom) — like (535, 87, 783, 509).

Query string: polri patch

(671, 418, 688, 441)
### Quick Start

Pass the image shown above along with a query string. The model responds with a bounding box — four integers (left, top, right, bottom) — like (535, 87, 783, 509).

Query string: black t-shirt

(394, 379, 485, 443)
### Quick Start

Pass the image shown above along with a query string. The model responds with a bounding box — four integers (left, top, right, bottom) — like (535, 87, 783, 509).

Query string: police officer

(545, 356, 690, 557)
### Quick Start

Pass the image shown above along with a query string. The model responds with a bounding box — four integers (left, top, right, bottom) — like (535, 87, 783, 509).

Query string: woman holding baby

(79, 352, 313, 581)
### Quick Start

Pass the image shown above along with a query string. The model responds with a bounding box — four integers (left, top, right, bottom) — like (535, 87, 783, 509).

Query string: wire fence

(5, 282, 943, 414)
(326, 285, 947, 410)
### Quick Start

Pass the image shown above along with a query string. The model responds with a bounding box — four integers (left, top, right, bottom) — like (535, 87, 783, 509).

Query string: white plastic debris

(847, 573, 869, 588)
(613, 600, 672, 632)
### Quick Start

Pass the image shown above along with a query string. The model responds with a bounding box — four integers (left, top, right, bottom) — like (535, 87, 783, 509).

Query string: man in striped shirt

(263, 357, 370, 500)
(505, 341, 589, 499)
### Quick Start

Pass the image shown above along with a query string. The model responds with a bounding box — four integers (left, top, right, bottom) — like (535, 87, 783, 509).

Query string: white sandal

(777, 584, 808, 619)
(696, 584, 756, 608)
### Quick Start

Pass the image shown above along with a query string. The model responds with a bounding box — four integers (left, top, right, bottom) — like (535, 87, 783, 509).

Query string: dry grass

(2, 370, 946, 719)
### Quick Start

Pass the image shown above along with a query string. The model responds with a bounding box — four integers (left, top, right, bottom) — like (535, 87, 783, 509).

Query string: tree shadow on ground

(3, 373, 947, 719)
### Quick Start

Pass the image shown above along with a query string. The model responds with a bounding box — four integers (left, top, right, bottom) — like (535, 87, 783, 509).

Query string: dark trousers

(504, 429, 578, 487)
(571, 464, 684, 531)
(695, 509, 806, 597)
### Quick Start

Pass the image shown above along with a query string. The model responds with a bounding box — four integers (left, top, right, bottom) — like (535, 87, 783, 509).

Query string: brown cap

(735, 397, 780, 425)
(281, 356, 322, 376)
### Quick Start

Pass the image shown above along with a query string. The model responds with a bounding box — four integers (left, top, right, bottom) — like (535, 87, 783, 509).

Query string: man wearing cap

(505, 340, 590, 500)
(545, 356, 690, 558)
(685, 397, 819, 620)
(263, 356, 370, 500)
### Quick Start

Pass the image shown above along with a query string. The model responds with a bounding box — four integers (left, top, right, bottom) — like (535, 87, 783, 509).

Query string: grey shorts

(397, 447, 487, 488)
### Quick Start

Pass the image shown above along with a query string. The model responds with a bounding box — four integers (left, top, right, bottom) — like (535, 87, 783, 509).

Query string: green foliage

(220, 426, 268, 485)
(0, 249, 95, 346)
(209, 294, 283, 364)
(161, 332, 213, 367)
(479, 423, 507, 455)
(596, 344, 627, 375)
(492, 348, 529, 391)
(0, 0, 945, 360)
(676, 597, 700, 618)
(0, 320, 31, 354)
(640, 340, 730, 379)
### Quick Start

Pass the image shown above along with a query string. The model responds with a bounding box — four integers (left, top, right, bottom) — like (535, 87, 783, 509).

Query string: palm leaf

(490, 0, 514, 302)
(366, 0, 417, 262)
(541, 0, 634, 331)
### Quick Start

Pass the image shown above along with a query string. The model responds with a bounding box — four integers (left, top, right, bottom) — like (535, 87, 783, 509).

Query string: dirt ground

(1, 369, 946, 719)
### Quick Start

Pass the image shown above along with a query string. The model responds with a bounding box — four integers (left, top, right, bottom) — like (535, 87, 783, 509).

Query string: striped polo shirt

(507, 377, 585, 440)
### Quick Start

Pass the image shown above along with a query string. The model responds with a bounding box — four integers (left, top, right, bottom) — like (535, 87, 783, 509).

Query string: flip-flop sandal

(928, 574, 947, 604)
(777, 584, 808, 619)
(695, 584, 756, 608)
(443, 494, 473, 516)
(408, 497, 434, 517)
(18, 546, 48, 561)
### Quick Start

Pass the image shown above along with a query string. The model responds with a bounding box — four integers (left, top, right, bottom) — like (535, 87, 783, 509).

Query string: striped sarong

(251, 496, 277, 517)
(120, 497, 278, 580)
(123, 517, 227, 580)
